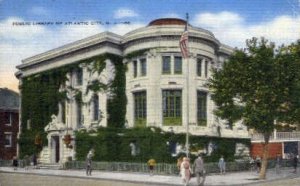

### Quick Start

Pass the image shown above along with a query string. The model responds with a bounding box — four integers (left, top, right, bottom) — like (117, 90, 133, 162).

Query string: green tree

(208, 38, 300, 179)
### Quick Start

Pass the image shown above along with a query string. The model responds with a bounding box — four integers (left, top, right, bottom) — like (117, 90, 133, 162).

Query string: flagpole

(185, 13, 190, 158)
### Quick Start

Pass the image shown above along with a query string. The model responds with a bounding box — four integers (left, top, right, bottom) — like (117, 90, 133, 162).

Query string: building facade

(0, 88, 20, 160)
(17, 18, 249, 164)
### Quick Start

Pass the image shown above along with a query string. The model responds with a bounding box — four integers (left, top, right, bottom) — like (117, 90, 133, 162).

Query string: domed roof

(148, 18, 187, 26)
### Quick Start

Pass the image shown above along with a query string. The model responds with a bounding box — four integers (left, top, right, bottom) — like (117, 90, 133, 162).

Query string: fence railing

(251, 132, 300, 141)
(1, 159, 297, 175)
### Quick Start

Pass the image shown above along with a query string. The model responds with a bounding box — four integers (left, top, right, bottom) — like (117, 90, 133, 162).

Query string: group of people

(175, 154, 226, 186)
(249, 156, 261, 172)
(12, 154, 38, 170)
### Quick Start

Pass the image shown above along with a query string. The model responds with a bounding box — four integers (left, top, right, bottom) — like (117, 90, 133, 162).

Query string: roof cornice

(17, 32, 123, 70)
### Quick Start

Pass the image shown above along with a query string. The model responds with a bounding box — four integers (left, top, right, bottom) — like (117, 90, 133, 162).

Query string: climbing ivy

(19, 53, 126, 157)
(19, 69, 67, 158)
(75, 127, 250, 163)
(105, 53, 127, 128)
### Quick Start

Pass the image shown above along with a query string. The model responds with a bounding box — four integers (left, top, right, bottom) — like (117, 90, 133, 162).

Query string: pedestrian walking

(86, 149, 94, 176)
(275, 154, 282, 174)
(292, 154, 298, 173)
(218, 155, 226, 174)
(147, 158, 156, 176)
(177, 156, 184, 174)
(180, 157, 191, 186)
(255, 156, 261, 173)
(12, 156, 18, 170)
(193, 154, 205, 186)
(32, 154, 38, 169)
(249, 157, 255, 172)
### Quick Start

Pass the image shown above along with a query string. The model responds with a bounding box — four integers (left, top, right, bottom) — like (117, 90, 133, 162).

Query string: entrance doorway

(51, 136, 60, 163)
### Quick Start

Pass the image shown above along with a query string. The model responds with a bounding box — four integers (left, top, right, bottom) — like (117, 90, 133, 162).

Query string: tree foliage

(208, 38, 300, 179)
(209, 38, 300, 136)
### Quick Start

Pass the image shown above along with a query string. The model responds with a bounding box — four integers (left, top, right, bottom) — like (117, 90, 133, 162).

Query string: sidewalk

(1, 166, 300, 186)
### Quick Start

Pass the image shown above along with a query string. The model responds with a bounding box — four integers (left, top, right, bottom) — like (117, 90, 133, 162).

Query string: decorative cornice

(18, 32, 123, 70)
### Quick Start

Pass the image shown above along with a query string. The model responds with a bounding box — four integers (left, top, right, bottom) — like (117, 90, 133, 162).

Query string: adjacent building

(0, 88, 19, 160)
(16, 18, 249, 163)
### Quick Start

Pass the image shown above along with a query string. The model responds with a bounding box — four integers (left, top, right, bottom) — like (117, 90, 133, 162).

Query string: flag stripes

(179, 29, 189, 58)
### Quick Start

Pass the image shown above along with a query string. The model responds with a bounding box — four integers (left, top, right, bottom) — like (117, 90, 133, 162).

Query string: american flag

(179, 25, 189, 58)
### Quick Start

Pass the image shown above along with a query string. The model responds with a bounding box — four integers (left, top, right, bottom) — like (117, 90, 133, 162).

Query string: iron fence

(1, 159, 298, 175)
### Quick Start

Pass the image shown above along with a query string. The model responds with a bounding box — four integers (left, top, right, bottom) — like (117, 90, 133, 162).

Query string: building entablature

(17, 32, 122, 77)
(122, 25, 220, 53)
(17, 43, 122, 78)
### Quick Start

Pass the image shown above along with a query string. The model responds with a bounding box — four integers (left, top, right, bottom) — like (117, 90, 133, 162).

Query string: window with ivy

(76, 68, 83, 85)
(133, 60, 137, 78)
(76, 100, 82, 127)
(197, 58, 202, 76)
(92, 94, 99, 121)
(197, 91, 207, 126)
(134, 91, 147, 127)
(174, 56, 182, 74)
(162, 90, 182, 125)
(140, 58, 147, 76)
(61, 102, 66, 123)
(162, 56, 171, 74)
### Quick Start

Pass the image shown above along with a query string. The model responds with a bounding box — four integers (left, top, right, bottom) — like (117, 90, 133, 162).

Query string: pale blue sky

(0, 0, 299, 91)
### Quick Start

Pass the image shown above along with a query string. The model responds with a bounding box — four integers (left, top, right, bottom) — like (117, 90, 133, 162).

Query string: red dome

(148, 18, 186, 26)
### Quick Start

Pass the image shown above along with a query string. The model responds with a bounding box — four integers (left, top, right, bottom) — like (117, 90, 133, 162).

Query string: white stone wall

(124, 26, 248, 138)
(20, 23, 250, 164)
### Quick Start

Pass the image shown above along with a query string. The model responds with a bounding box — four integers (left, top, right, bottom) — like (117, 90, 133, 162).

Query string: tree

(208, 38, 300, 179)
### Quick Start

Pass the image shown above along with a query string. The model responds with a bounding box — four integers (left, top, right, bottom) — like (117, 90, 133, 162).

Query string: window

(134, 91, 147, 127)
(61, 102, 66, 123)
(162, 56, 171, 74)
(133, 60, 137, 78)
(197, 91, 207, 126)
(76, 68, 83, 85)
(205, 60, 209, 77)
(4, 112, 12, 125)
(197, 58, 202, 76)
(92, 94, 99, 121)
(140, 58, 147, 76)
(76, 100, 82, 127)
(4, 133, 12, 147)
(174, 56, 182, 74)
(162, 90, 182, 125)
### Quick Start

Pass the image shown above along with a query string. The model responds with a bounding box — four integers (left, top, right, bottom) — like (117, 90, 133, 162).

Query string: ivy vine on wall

(75, 127, 250, 163)
(19, 53, 126, 158)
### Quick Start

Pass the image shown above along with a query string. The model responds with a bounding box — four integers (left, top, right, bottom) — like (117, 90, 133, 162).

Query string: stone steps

(39, 146, 50, 164)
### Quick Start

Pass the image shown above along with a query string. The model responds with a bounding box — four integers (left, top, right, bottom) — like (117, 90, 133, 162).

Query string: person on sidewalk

(193, 154, 205, 186)
(218, 155, 226, 174)
(177, 156, 184, 175)
(147, 158, 156, 176)
(180, 157, 191, 186)
(292, 154, 298, 173)
(255, 156, 261, 173)
(86, 149, 94, 176)
(275, 154, 282, 174)
(12, 156, 18, 170)
(32, 153, 38, 169)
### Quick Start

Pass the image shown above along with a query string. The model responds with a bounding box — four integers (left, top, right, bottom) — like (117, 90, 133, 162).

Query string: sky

(0, 0, 299, 92)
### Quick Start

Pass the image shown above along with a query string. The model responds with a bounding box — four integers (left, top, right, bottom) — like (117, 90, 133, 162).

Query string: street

(1, 171, 300, 186)
(0, 172, 148, 186)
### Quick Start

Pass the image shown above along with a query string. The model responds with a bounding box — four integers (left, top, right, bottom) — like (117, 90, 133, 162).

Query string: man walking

(86, 149, 94, 176)
(193, 154, 205, 186)
(218, 155, 226, 174)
